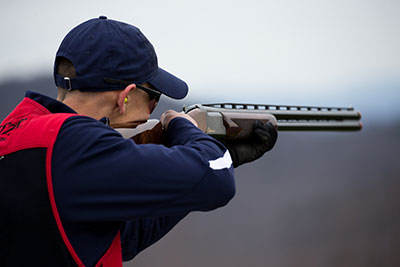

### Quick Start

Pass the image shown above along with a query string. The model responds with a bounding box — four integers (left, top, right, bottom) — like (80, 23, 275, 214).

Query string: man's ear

(117, 84, 136, 115)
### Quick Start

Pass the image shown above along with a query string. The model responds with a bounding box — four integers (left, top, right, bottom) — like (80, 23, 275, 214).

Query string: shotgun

(116, 103, 362, 144)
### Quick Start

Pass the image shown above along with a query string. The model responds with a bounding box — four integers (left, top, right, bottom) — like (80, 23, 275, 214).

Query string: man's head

(54, 16, 188, 125)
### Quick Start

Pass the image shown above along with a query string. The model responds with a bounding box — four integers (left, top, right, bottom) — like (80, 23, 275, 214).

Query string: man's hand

(160, 110, 198, 130)
(220, 121, 278, 168)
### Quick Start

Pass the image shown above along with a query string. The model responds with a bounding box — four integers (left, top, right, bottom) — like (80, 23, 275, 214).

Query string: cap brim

(148, 68, 188, 100)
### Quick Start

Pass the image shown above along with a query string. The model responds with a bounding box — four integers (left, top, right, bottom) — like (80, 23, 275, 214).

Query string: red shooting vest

(0, 97, 122, 267)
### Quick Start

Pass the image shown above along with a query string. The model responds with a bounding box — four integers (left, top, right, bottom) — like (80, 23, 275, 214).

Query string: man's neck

(62, 96, 116, 120)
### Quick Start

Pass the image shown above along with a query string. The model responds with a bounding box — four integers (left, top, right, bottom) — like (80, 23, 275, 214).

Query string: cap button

(99, 15, 107, 20)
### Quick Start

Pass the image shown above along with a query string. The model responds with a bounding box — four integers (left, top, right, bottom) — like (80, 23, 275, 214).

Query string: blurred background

(1, 0, 399, 266)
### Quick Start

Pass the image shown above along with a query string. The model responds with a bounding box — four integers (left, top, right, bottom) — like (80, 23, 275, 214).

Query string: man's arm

(120, 213, 188, 261)
(52, 115, 235, 222)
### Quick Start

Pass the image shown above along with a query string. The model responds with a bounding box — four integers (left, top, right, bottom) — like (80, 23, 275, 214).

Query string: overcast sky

(1, 0, 399, 104)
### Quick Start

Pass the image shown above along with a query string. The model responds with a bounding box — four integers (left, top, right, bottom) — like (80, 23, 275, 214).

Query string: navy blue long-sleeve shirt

(27, 91, 235, 266)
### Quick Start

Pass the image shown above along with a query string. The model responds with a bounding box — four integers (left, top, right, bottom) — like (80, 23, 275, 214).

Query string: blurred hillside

(1, 75, 400, 267)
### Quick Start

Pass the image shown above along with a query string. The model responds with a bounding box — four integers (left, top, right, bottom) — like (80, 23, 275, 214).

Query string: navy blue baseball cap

(54, 16, 188, 99)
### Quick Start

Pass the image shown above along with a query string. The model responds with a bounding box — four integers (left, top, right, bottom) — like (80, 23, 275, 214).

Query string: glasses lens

(147, 90, 160, 101)
(137, 84, 161, 102)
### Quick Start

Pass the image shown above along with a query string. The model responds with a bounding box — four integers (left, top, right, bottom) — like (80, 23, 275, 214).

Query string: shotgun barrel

(183, 103, 362, 138)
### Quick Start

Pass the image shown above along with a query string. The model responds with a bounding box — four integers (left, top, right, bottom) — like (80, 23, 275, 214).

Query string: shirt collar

(25, 90, 110, 125)
(25, 90, 77, 114)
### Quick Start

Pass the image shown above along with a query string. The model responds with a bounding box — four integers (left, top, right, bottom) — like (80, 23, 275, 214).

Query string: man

(0, 16, 277, 266)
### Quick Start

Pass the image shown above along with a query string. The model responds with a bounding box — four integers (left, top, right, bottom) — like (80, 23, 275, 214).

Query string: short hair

(56, 57, 76, 78)
(56, 57, 76, 101)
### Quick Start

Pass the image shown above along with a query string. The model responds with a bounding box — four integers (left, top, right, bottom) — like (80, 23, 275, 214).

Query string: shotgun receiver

(117, 103, 362, 144)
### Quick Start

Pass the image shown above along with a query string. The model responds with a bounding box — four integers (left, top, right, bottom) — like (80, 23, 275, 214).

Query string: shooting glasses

(104, 78, 161, 102)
